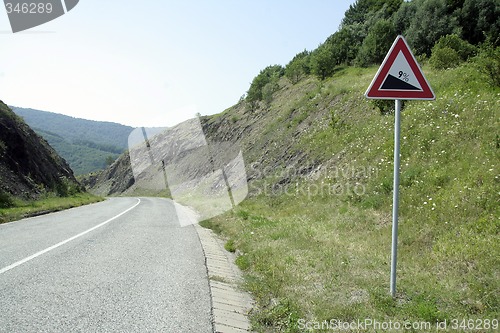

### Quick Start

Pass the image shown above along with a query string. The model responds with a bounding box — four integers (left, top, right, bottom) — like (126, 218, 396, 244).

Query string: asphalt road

(0, 197, 213, 333)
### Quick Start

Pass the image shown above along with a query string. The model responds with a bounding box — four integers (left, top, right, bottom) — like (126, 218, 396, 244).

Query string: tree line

(245, 0, 499, 107)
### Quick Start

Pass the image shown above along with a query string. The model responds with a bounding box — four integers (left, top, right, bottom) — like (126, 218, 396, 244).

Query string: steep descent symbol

(365, 35, 435, 100)
(381, 74, 420, 90)
(4, 0, 79, 33)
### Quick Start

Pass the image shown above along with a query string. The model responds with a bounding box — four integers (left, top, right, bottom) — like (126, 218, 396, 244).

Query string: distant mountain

(0, 101, 80, 204)
(12, 107, 133, 175)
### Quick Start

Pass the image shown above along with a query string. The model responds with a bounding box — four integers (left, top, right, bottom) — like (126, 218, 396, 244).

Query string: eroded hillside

(84, 61, 499, 330)
(0, 101, 81, 203)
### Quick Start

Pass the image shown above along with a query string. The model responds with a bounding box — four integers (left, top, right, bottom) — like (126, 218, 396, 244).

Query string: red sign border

(365, 36, 435, 100)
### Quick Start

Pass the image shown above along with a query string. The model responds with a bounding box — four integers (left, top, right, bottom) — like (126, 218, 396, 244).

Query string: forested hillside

(12, 107, 133, 175)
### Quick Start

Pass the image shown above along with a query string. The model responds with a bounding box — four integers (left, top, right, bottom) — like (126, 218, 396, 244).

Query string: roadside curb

(195, 224, 254, 333)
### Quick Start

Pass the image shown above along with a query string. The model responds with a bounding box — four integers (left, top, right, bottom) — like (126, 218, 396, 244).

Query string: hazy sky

(0, 1, 355, 127)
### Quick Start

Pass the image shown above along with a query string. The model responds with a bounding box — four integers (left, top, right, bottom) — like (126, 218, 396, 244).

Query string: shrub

(371, 100, 405, 115)
(429, 46, 462, 69)
(355, 19, 397, 67)
(54, 177, 81, 197)
(310, 43, 336, 80)
(285, 50, 310, 84)
(0, 191, 14, 208)
(262, 81, 279, 106)
(474, 43, 500, 86)
(246, 65, 284, 106)
(430, 34, 477, 69)
(434, 34, 477, 60)
(224, 239, 236, 253)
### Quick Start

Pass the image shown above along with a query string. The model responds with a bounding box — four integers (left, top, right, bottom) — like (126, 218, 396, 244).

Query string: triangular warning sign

(365, 36, 435, 100)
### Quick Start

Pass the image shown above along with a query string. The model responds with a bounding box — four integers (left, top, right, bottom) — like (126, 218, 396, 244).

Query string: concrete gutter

(195, 224, 254, 333)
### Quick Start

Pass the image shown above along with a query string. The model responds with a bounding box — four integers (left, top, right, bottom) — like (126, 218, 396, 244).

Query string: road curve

(0, 197, 212, 332)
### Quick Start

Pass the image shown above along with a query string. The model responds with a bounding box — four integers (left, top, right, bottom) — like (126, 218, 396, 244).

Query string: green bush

(262, 81, 279, 106)
(224, 239, 236, 253)
(434, 34, 477, 60)
(285, 50, 310, 84)
(0, 191, 15, 208)
(474, 43, 500, 86)
(355, 19, 397, 67)
(429, 46, 462, 69)
(235, 254, 250, 270)
(371, 99, 405, 115)
(246, 65, 284, 107)
(54, 177, 81, 197)
(430, 34, 477, 69)
(310, 43, 336, 80)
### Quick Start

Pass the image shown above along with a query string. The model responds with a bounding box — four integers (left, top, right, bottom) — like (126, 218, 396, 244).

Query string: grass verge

(0, 192, 104, 224)
(201, 61, 499, 332)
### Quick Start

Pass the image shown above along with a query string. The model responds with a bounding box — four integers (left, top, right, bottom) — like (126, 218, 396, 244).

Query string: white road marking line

(0, 198, 141, 275)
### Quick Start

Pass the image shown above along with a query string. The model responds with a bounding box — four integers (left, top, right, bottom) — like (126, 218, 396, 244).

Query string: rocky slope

(83, 151, 135, 197)
(0, 101, 81, 202)
(83, 77, 329, 197)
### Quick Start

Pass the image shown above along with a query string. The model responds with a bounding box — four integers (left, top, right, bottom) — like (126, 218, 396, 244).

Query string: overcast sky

(0, 1, 355, 127)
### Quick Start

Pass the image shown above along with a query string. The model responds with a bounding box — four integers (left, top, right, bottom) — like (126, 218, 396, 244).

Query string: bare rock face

(0, 101, 80, 200)
(82, 151, 135, 197)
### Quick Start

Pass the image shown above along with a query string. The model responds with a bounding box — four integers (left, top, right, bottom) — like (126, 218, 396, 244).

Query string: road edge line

(0, 198, 141, 275)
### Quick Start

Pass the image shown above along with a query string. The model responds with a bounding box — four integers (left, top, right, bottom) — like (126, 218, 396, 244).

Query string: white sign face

(383, 51, 423, 91)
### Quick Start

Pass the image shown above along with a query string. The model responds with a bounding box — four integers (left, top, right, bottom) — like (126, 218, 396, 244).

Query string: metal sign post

(365, 36, 435, 297)
(390, 99, 402, 297)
